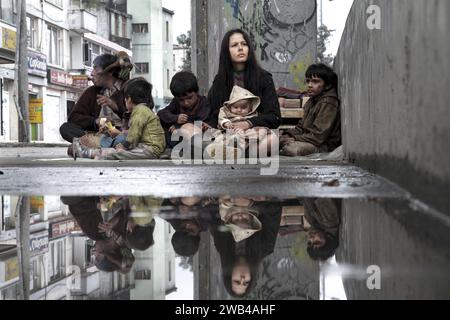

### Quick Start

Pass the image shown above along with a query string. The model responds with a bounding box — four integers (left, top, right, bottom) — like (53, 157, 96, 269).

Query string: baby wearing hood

(218, 85, 260, 130)
(207, 86, 262, 159)
(219, 197, 262, 242)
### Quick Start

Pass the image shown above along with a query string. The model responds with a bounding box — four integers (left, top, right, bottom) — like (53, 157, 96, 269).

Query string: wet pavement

(0, 148, 449, 300)
(0, 194, 449, 300)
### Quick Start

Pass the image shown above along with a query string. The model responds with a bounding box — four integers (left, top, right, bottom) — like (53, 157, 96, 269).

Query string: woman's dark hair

(214, 230, 260, 298)
(93, 54, 120, 79)
(170, 71, 199, 97)
(214, 29, 262, 107)
(305, 63, 338, 93)
(123, 77, 155, 109)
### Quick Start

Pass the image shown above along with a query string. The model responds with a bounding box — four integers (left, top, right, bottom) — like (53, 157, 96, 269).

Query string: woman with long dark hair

(210, 197, 282, 298)
(205, 29, 281, 155)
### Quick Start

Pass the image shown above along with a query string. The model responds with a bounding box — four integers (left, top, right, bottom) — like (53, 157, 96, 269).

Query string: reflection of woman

(211, 199, 282, 298)
(205, 29, 281, 154)
(61, 196, 134, 274)
(303, 198, 341, 261)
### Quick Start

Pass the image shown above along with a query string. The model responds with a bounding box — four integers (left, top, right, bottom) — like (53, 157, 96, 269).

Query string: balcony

(68, 9, 97, 34)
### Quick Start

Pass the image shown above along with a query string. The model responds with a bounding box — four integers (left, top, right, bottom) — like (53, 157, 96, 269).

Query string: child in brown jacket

(280, 63, 341, 156)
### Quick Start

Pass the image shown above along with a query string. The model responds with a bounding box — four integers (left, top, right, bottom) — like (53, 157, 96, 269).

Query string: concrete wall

(192, 0, 317, 92)
(335, 0, 450, 214)
(336, 199, 450, 299)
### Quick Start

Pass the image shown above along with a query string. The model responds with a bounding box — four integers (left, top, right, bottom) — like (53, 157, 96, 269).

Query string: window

(50, 240, 66, 282)
(47, 24, 62, 66)
(0, 0, 16, 25)
(132, 23, 148, 33)
(26, 16, 38, 49)
(122, 16, 127, 38)
(165, 21, 169, 42)
(114, 13, 119, 36)
(135, 269, 151, 280)
(135, 63, 149, 74)
(83, 41, 106, 67)
(166, 69, 170, 88)
(46, 0, 63, 8)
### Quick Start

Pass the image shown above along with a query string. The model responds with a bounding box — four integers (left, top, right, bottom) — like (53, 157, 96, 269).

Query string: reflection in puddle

(0, 195, 449, 300)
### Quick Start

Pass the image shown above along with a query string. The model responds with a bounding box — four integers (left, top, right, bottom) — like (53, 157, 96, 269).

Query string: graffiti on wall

(225, 0, 316, 64)
(223, 0, 316, 88)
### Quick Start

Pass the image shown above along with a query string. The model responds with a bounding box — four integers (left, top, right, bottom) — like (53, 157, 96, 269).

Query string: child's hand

(108, 127, 121, 138)
(232, 121, 250, 131)
(169, 125, 177, 133)
(223, 122, 233, 130)
(177, 114, 189, 124)
(115, 143, 126, 151)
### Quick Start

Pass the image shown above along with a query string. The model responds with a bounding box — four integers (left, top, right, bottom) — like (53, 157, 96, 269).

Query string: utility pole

(15, 0, 30, 142)
(15, 196, 31, 300)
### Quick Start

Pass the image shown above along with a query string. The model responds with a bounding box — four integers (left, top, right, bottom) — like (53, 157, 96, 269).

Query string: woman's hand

(96, 95, 119, 112)
(232, 121, 251, 131)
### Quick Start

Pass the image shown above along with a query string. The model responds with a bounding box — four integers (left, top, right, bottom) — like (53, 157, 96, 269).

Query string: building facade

(0, 0, 171, 143)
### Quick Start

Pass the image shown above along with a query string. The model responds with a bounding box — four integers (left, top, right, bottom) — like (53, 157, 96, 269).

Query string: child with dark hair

(157, 71, 210, 148)
(303, 198, 341, 262)
(73, 77, 166, 160)
(280, 63, 341, 156)
(124, 196, 161, 250)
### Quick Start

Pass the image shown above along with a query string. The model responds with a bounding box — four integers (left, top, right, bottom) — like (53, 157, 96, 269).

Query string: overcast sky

(162, 0, 354, 55)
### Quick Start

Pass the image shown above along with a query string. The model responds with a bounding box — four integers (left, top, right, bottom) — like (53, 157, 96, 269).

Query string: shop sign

(29, 232, 49, 256)
(49, 219, 76, 238)
(28, 51, 47, 77)
(28, 101, 43, 124)
(1, 27, 16, 51)
(72, 75, 90, 89)
(48, 68, 73, 87)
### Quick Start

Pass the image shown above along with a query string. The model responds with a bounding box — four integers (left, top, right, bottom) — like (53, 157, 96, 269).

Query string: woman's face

(231, 260, 251, 295)
(91, 65, 104, 87)
(229, 33, 249, 65)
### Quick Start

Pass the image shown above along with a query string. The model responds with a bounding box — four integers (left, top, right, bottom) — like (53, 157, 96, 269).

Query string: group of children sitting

(73, 63, 340, 160)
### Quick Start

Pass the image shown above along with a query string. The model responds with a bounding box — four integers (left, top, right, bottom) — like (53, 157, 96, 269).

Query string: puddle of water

(0, 195, 449, 300)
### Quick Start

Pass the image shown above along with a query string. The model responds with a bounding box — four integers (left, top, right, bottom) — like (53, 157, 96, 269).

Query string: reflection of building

(131, 217, 176, 300)
(0, 245, 19, 300)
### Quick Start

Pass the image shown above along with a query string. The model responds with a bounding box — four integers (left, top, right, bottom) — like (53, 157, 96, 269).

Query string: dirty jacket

(157, 95, 210, 129)
(123, 104, 166, 157)
(68, 86, 126, 131)
(286, 88, 341, 151)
